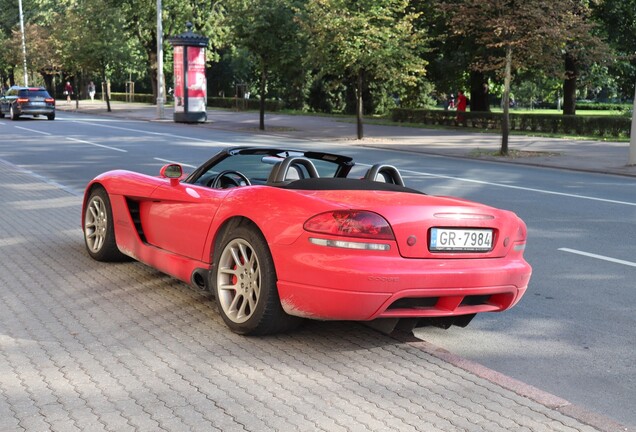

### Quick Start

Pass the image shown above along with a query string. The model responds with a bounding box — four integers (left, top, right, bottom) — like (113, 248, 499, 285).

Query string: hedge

(107, 93, 285, 111)
(391, 108, 632, 138)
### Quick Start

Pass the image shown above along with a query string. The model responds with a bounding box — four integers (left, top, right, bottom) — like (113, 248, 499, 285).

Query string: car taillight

(512, 220, 527, 253)
(45, 98, 55, 103)
(17, 98, 29, 103)
(304, 210, 395, 240)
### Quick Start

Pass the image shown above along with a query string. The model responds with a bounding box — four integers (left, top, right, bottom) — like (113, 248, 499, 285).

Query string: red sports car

(82, 147, 531, 335)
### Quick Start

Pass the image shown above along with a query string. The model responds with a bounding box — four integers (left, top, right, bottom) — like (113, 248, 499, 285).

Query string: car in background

(0, 86, 55, 120)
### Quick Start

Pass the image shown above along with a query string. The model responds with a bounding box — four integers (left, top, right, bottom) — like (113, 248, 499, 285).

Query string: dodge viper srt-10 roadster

(82, 147, 532, 335)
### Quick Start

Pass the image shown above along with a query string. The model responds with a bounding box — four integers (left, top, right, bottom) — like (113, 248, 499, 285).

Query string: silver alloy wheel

(84, 195, 108, 253)
(217, 238, 261, 324)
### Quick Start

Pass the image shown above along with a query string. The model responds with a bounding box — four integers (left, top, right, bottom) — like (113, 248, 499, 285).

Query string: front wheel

(213, 224, 301, 335)
(83, 187, 127, 262)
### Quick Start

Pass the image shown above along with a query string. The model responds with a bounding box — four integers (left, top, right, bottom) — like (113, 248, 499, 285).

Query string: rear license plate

(31, 101, 45, 106)
(429, 228, 493, 252)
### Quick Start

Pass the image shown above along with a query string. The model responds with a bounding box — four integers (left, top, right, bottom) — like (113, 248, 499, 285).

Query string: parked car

(0, 86, 55, 120)
(82, 147, 532, 335)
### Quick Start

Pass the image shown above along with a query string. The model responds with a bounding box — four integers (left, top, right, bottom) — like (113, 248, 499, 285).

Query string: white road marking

(15, 126, 51, 135)
(154, 158, 197, 168)
(558, 248, 636, 268)
(69, 120, 221, 144)
(66, 137, 127, 152)
(401, 168, 636, 207)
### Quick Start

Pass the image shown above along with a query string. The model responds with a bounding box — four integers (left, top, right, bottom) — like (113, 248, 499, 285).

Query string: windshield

(190, 151, 343, 187)
(19, 89, 51, 98)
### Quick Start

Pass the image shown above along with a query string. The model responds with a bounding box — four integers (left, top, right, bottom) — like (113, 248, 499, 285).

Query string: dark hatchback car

(0, 86, 55, 120)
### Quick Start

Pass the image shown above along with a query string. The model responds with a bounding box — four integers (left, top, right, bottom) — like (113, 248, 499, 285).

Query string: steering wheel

(209, 170, 252, 189)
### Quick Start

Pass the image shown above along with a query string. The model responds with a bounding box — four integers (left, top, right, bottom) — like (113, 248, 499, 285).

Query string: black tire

(47, 113, 55, 120)
(10, 105, 19, 120)
(83, 187, 128, 262)
(213, 223, 301, 335)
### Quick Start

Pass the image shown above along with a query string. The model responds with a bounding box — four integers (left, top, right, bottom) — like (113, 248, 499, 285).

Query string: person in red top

(64, 81, 73, 104)
(456, 90, 467, 123)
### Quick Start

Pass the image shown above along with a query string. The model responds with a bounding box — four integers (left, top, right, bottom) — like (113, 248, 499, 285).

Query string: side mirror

(160, 164, 183, 186)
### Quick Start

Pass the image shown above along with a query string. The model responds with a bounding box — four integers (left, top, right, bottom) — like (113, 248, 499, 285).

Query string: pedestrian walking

(64, 81, 73, 104)
(456, 90, 467, 123)
(88, 81, 96, 102)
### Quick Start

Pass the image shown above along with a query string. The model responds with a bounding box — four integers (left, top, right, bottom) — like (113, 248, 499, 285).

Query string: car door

(139, 182, 227, 261)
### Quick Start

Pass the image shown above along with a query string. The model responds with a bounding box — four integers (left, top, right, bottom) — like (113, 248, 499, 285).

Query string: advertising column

(168, 22, 209, 123)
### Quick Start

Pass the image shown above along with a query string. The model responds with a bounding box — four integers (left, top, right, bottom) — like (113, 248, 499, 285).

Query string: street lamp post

(18, 0, 28, 86)
(156, 0, 165, 119)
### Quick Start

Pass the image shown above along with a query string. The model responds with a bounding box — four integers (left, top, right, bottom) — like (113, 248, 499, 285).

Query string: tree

(119, 0, 226, 103)
(55, 0, 137, 111)
(448, 0, 604, 155)
(558, 1, 607, 115)
(224, 0, 306, 130)
(300, 0, 427, 139)
(592, 0, 636, 99)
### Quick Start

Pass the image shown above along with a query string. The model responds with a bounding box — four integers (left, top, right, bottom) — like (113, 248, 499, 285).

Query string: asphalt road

(1, 112, 635, 429)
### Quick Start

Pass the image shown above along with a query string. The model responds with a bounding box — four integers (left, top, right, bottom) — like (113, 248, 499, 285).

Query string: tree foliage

(446, 0, 607, 154)
(299, 0, 427, 138)
(224, 0, 306, 130)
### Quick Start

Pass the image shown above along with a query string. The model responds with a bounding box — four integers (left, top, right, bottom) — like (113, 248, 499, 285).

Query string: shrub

(391, 108, 631, 138)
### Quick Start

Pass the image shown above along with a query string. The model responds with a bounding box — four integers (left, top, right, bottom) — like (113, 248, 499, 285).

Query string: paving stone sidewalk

(1, 159, 626, 431)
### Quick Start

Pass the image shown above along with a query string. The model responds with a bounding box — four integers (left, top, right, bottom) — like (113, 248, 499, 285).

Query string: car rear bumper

(18, 106, 55, 115)
(273, 243, 531, 321)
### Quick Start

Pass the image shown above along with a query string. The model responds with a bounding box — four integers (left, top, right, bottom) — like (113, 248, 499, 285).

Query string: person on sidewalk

(88, 81, 96, 102)
(456, 90, 467, 124)
(64, 81, 73, 104)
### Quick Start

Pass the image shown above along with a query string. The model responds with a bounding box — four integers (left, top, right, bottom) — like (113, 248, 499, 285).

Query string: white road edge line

(401, 168, 636, 207)
(66, 137, 127, 152)
(558, 248, 636, 268)
(15, 126, 51, 135)
(69, 120, 222, 144)
(154, 158, 197, 168)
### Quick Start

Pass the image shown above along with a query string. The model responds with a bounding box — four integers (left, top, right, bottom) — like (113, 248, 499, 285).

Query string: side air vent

(125, 199, 147, 243)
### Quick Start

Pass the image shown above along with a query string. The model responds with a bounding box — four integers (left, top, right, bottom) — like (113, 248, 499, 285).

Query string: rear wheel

(213, 223, 301, 335)
(47, 113, 55, 120)
(83, 187, 127, 262)
(10, 106, 19, 120)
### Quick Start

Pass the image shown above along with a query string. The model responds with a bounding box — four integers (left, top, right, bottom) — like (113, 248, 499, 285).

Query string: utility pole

(156, 0, 165, 119)
(18, 0, 28, 86)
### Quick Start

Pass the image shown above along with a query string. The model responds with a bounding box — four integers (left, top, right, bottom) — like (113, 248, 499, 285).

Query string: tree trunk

(149, 51, 158, 104)
(102, 67, 112, 112)
(356, 71, 364, 139)
(41, 74, 54, 96)
(501, 45, 512, 156)
(259, 66, 267, 131)
(563, 52, 577, 115)
(469, 71, 490, 112)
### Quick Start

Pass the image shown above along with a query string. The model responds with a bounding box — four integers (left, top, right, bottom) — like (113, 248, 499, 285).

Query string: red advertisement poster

(186, 46, 207, 112)
(173, 46, 184, 112)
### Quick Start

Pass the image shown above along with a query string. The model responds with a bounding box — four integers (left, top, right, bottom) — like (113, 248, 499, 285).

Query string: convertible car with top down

(82, 147, 532, 335)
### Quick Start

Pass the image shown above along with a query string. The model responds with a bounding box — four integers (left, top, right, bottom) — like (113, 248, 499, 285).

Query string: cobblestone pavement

(0, 160, 625, 431)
